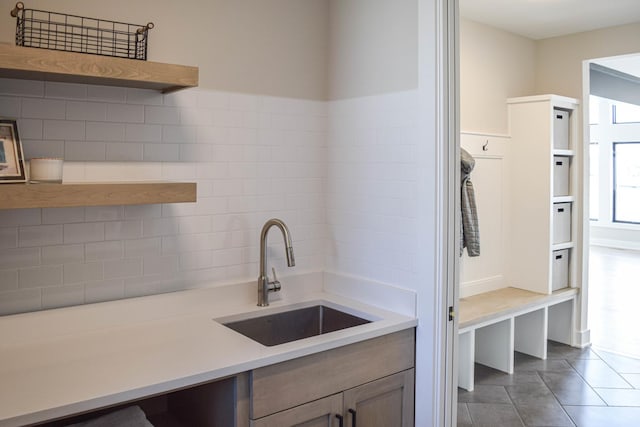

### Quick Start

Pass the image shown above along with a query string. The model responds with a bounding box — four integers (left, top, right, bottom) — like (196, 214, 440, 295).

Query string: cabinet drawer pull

(335, 413, 344, 427)
(348, 408, 357, 427)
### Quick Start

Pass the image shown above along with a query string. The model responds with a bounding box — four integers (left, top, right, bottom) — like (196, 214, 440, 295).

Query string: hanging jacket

(461, 148, 480, 257)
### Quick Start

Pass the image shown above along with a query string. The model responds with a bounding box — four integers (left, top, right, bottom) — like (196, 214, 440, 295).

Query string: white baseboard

(573, 328, 591, 348)
(460, 275, 505, 298)
(590, 238, 640, 251)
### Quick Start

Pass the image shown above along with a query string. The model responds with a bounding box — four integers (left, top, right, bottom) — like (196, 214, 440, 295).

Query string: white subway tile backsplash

(179, 216, 213, 235)
(86, 241, 123, 261)
(0, 270, 18, 291)
(65, 141, 107, 161)
(85, 206, 124, 222)
(143, 143, 179, 161)
(179, 250, 213, 271)
(0, 228, 17, 249)
(145, 106, 180, 125)
(0, 85, 330, 315)
(212, 109, 243, 127)
(0, 96, 21, 117)
(0, 288, 42, 315)
(42, 244, 84, 265)
(180, 108, 214, 126)
(0, 78, 44, 97)
(64, 222, 105, 244)
(143, 255, 179, 275)
(124, 238, 161, 257)
(211, 180, 243, 197)
(196, 126, 228, 144)
(45, 82, 88, 100)
(143, 218, 180, 238)
(106, 142, 144, 161)
(43, 120, 86, 140)
(86, 121, 125, 142)
(162, 125, 197, 143)
(103, 258, 142, 279)
(85, 278, 125, 304)
(42, 284, 85, 309)
(19, 225, 63, 247)
(124, 205, 162, 219)
(87, 85, 127, 103)
(126, 123, 162, 143)
(23, 140, 65, 159)
(107, 103, 145, 123)
(0, 270, 18, 294)
(18, 119, 43, 139)
(163, 89, 198, 107)
(179, 144, 213, 162)
(66, 101, 107, 121)
(162, 163, 198, 180)
(63, 262, 103, 284)
(126, 88, 163, 105)
(105, 220, 143, 240)
(19, 265, 63, 288)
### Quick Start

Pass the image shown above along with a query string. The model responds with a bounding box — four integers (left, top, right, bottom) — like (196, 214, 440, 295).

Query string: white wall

(536, 22, 640, 99)
(0, 0, 329, 99)
(460, 19, 536, 135)
(328, 0, 418, 100)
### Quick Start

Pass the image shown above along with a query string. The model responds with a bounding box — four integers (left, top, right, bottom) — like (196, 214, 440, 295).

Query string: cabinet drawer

(250, 329, 415, 419)
(250, 393, 342, 427)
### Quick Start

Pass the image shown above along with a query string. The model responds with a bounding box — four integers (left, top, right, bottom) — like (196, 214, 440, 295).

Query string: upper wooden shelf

(0, 181, 197, 209)
(0, 45, 198, 93)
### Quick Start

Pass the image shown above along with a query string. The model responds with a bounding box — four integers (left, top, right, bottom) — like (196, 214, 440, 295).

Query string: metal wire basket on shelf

(10, 2, 154, 60)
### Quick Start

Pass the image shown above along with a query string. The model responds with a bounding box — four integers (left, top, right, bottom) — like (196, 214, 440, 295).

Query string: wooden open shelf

(0, 44, 198, 93)
(0, 182, 196, 209)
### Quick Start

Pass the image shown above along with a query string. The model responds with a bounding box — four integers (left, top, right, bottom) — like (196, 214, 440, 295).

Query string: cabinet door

(251, 393, 342, 427)
(342, 369, 414, 427)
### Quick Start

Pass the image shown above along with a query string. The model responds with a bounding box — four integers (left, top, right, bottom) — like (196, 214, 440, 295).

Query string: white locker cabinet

(553, 156, 570, 196)
(553, 109, 570, 149)
(553, 203, 571, 244)
(507, 94, 580, 295)
(552, 249, 570, 291)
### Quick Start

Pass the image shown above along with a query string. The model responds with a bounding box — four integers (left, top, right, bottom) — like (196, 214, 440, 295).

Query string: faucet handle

(270, 267, 281, 292)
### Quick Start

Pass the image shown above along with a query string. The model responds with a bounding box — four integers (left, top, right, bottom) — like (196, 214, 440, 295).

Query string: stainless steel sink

(220, 304, 372, 346)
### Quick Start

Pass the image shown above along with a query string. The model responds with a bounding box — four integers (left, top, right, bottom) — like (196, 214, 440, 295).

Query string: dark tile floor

(458, 341, 640, 427)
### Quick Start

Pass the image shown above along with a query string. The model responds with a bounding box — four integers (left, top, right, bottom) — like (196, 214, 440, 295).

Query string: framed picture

(0, 119, 26, 183)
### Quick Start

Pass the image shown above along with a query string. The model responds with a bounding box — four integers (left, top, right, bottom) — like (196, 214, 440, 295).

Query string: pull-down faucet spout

(258, 218, 295, 306)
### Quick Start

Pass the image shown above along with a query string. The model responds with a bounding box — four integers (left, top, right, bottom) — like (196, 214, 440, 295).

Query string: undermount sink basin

(219, 304, 372, 346)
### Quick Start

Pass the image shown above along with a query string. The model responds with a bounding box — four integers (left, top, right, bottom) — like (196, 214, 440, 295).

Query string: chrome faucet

(258, 218, 295, 306)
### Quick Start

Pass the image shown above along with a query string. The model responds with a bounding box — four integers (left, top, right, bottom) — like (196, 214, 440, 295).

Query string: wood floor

(589, 246, 640, 357)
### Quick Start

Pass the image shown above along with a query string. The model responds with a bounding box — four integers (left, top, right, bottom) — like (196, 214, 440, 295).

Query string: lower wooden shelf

(0, 181, 197, 209)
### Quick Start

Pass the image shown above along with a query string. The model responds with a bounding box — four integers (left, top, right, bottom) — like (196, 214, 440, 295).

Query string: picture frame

(0, 119, 26, 183)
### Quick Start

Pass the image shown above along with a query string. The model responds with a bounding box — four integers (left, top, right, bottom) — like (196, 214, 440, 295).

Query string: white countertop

(0, 272, 417, 427)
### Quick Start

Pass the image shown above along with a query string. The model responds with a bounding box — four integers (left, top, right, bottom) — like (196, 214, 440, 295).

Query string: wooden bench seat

(458, 287, 578, 391)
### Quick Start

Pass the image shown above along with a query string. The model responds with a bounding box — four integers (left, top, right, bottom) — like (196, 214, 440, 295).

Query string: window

(590, 142, 599, 220)
(613, 142, 640, 223)
(613, 101, 640, 124)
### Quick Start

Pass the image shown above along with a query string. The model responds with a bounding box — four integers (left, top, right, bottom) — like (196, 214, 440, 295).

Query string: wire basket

(10, 2, 153, 60)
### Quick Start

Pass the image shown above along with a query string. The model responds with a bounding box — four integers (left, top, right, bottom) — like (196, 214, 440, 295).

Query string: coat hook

(482, 140, 489, 151)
